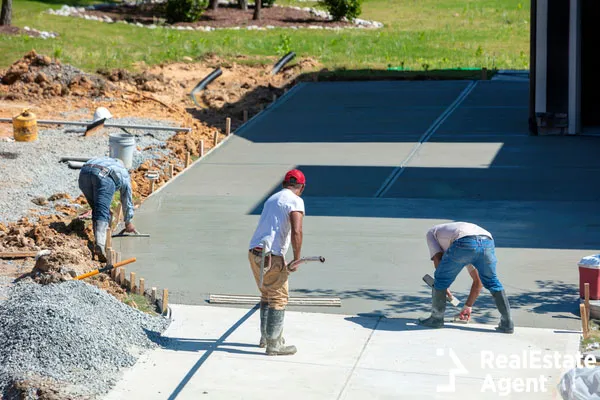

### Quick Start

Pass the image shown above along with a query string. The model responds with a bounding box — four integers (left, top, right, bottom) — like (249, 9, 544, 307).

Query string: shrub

(165, 0, 208, 23)
(319, 0, 362, 21)
(263, 0, 276, 7)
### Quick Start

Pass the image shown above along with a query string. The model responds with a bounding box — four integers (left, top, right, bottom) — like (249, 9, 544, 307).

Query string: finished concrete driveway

(115, 79, 600, 331)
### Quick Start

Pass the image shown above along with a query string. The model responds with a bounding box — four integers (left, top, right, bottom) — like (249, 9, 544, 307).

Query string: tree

(209, 0, 218, 10)
(0, 0, 12, 26)
(253, 0, 261, 20)
(238, 0, 247, 11)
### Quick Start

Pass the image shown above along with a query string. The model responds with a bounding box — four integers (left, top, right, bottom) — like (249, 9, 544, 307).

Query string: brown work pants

(248, 251, 289, 310)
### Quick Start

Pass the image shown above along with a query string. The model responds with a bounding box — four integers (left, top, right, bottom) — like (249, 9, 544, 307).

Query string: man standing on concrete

(419, 221, 514, 333)
(248, 169, 306, 356)
(78, 156, 136, 262)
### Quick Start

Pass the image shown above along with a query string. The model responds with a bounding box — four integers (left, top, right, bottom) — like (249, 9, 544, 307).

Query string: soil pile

(0, 50, 111, 100)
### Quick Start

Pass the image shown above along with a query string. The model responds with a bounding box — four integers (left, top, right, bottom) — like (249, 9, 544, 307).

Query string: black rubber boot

(418, 288, 447, 328)
(491, 290, 514, 334)
(265, 309, 297, 356)
(259, 302, 268, 348)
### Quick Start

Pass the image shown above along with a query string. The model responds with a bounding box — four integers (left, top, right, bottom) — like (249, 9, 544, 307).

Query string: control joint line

(373, 80, 478, 198)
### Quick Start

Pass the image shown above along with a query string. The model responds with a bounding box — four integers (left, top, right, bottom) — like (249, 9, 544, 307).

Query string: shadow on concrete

(345, 315, 497, 334)
(295, 279, 580, 322)
(247, 163, 600, 250)
(187, 65, 496, 142)
(148, 306, 259, 400)
(153, 336, 264, 356)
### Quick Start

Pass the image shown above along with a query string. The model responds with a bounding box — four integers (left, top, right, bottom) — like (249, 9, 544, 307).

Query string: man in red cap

(248, 169, 306, 355)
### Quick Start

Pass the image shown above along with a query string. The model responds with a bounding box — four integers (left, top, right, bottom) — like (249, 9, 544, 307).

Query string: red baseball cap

(284, 169, 306, 185)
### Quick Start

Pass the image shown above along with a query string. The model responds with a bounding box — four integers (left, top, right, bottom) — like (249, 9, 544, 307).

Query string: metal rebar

(0, 118, 191, 132)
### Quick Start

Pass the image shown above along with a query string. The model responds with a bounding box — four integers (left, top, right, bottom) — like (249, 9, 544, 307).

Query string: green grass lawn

(0, 0, 530, 73)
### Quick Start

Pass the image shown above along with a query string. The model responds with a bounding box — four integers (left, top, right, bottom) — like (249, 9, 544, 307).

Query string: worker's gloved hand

(458, 306, 472, 321)
(125, 221, 136, 233)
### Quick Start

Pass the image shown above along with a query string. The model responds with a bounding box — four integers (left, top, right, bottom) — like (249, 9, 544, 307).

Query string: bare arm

(289, 211, 303, 269)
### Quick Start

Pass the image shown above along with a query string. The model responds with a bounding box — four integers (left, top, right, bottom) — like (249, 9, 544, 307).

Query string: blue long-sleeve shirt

(84, 157, 135, 222)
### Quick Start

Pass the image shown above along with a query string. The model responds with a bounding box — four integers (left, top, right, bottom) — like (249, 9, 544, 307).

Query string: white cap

(93, 107, 112, 122)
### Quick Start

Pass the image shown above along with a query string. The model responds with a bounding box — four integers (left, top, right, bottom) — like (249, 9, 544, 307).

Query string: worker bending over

(419, 221, 514, 333)
(78, 156, 136, 262)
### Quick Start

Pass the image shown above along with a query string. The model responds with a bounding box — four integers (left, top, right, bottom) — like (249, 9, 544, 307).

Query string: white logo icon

(437, 348, 468, 392)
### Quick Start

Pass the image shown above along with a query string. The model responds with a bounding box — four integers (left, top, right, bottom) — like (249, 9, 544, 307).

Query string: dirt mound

(0, 50, 112, 100)
(0, 216, 97, 285)
(97, 67, 169, 93)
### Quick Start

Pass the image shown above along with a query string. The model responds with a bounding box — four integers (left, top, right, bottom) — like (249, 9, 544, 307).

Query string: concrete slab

(113, 80, 600, 333)
(104, 305, 581, 400)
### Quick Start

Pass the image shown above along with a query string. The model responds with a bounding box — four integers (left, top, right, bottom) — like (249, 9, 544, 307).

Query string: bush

(263, 0, 276, 7)
(319, 0, 362, 21)
(165, 0, 208, 23)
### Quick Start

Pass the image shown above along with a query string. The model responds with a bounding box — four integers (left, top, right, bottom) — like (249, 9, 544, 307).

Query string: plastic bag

(559, 367, 600, 399)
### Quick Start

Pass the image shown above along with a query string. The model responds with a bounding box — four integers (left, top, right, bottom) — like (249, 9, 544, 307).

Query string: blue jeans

(434, 236, 504, 292)
(78, 166, 116, 223)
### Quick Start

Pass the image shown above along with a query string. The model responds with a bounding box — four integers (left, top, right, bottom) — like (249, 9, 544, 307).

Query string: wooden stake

(213, 131, 218, 147)
(199, 140, 204, 157)
(151, 287, 157, 303)
(119, 268, 125, 286)
(150, 179, 155, 193)
(168, 164, 174, 179)
(105, 228, 112, 251)
(111, 250, 117, 268)
(162, 289, 169, 314)
(106, 247, 113, 265)
(129, 272, 136, 292)
(581, 303, 590, 339)
(272, 94, 277, 103)
(185, 152, 191, 168)
(243, 110, 248, 122)
(226, 117, 231, 136)
(585, 283, 591, 320)
(139, 278, 145, 295)
(481, 67, 488, 80)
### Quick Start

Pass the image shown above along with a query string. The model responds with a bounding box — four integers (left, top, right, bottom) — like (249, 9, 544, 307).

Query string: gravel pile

(0, 117, 178, 224)
(0, 280, 169, 398)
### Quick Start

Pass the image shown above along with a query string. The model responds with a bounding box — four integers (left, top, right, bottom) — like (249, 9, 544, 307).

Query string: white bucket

(109, 133, 135, 169)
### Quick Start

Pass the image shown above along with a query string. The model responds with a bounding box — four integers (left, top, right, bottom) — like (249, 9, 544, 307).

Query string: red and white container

(578, 254, 600, 299)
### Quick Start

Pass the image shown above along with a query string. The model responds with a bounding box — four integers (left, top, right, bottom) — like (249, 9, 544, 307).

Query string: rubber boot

(418, 288, 447, 328)
(265, 309, 297, 356)
(94, 220, 108, 263)
(259, 302, 268, 348)
(491, 290, 514, 334)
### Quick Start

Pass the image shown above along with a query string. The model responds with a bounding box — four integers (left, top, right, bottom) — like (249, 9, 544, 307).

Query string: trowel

(422, 274, 470, 324)
(422, 274, 461, 307)
(111, 228, 150, 238)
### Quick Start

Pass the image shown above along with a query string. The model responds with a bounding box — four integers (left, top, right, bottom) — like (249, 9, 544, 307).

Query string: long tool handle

(287, 256, 325, 271)
(75, 257, 137, 280)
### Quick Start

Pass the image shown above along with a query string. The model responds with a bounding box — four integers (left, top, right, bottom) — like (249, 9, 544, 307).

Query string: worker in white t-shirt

(419, 222, 514, 334)
(248, 169, 306, 356)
